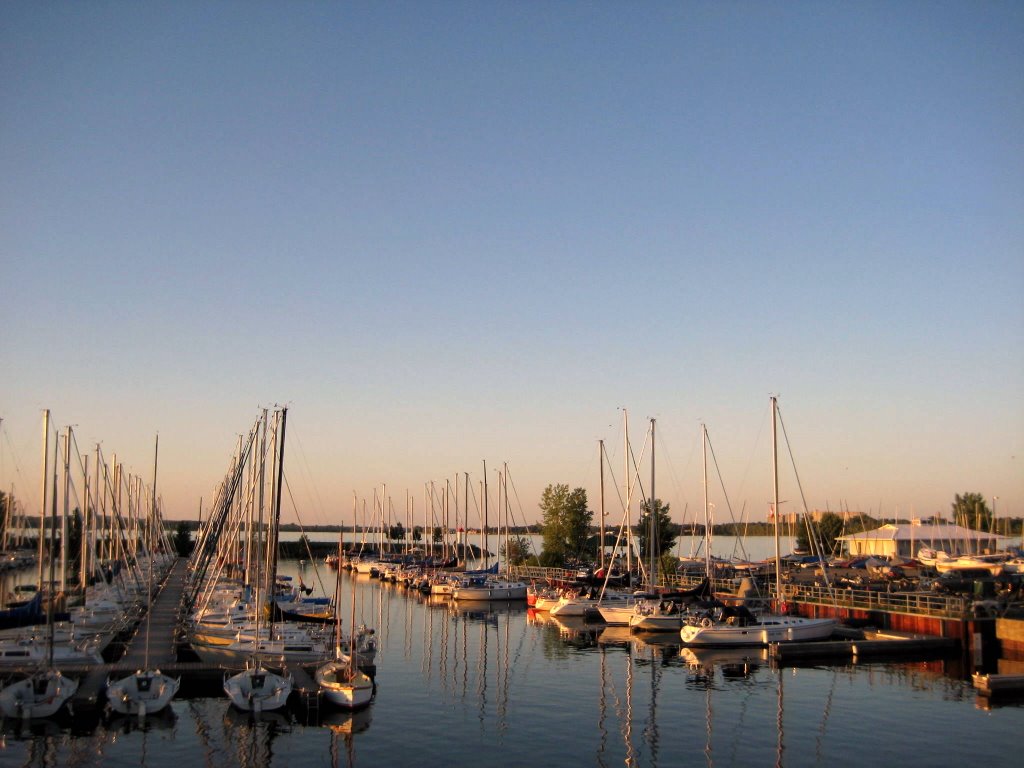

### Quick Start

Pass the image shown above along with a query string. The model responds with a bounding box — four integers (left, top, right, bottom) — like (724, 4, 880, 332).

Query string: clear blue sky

(2, 2, 1021, 529)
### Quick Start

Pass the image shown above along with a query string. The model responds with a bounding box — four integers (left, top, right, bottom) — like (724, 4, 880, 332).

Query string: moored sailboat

(222, 408, 294, 713)
(315, 536, 374, 710)
(680, 400, 836, 646)
(106, 434, 179, 718)
(0, 415, 80, 719)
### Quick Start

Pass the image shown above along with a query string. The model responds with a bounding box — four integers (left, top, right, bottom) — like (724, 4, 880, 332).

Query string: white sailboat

(106, 669, 179, 719)
(452, 464, 528, 601)
(680, 399, 836, 646)
(627, 419, 686, 632)
(315, 536, 374, 710)
(107, 434, 180, 718)
(0, 415, 80, 719)
(0, 668, 79, 720)
(223, 408, 294, 713)
(224, 661, 294, 714)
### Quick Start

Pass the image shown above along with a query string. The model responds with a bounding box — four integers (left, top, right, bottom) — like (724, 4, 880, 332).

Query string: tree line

(527, 485, 1021, 569)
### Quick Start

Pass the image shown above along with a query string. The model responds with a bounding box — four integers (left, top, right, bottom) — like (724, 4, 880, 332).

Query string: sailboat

(106, 668, 179, 719)
(315, 536, 375, 709)
(451, 464, 528, 601)
(223, 407, 294, 713)
(628, 418, 690, 632)
(680, 398, 836, 646)
(0, 414, 80, 719)
(107, 435, 180, 718)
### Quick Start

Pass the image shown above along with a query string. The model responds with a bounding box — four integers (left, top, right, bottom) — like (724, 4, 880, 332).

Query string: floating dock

(972, 672, 1024, 697)
(771, 631, 959, 664)
(73, 557, 189, 708)
(58, 559, 367, 714)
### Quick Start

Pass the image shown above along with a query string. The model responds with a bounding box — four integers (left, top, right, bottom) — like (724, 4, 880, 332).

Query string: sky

(2, 1, 1022, 532)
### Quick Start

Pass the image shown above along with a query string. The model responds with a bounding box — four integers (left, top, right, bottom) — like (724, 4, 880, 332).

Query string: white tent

(837, 523, 1011, 558)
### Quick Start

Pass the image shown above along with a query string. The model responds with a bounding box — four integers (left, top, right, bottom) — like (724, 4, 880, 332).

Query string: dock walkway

(74, 557, 188, 707)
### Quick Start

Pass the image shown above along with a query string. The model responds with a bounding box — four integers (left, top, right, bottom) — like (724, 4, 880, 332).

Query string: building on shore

(838, 522, 1011, 559)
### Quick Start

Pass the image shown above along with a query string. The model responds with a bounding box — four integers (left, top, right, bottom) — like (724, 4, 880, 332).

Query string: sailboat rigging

(106, 433, 179, 718)
(315, 534, 375, 709)
(679, 397, 836, 646)
(223, 407, 294, 714)
(0, 413, 81, 719)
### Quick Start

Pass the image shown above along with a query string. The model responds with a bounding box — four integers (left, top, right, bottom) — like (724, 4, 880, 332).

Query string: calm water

(281, 532, 794, 566)
(1, 558, 1021, 768)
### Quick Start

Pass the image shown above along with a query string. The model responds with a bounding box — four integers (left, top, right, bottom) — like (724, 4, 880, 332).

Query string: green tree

(66, 508, 83, 575)
(539, 484, 592, 567)
(432, 526, 443, 545)
(500, 535, 534, 567)
(634, 498, 676, 563)
(952, 492, 991, 532)
(796, 512, 845, 556)
(411, 525, 423, 543)
(389, 521, 406, 543)
(173, 520, 193, 557)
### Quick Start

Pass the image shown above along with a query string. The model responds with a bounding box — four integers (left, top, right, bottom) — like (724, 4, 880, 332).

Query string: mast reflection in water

(1, 561, 1021, 767)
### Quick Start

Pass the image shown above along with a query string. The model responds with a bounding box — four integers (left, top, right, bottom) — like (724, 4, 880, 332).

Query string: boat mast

(504, 463, 511, 574)
(145, 433, 158, 669)
(482, 460, 489, 569)
(80, 455, 89, 597)
(37, 409, 49, 593)
(649, 418, 656, 588)
(599, 439, 605, 572)
(61, 428, 71, 597)
(92, 448, 102, 578)
(443, 480, 450, 560)
(381, 483, 387, 555)
(772, 395, 782, 604)
(267, 408, 287, 639)
(47, 433, 59, 670)
(452, 475, 459, 559)
(624, 409, 631, 577)
(334, 532, 343, 655)
(256, 410, 268, 598)
(348, 549, 357, 677)
(703, 423, 711, 580)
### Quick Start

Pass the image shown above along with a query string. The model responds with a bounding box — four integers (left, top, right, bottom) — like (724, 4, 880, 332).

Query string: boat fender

(700, 617, 712, 628)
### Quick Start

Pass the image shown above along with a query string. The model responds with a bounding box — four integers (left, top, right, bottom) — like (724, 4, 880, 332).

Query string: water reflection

(1, 562, 1021, 767)
(680, 647, 767, 680)
(323, 707, 371, 768)
(106, 705, 178, 734)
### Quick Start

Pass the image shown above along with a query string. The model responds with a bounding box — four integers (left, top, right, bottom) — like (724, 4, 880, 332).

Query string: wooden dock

(973, 672, 1024, 696)
(66, 560, 342, 712)
(74, 557, 189, 708)
(771, 633, 959, 664)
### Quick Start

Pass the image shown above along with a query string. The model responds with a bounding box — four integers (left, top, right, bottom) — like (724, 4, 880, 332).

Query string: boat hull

(223, 667, 292, 712)
(315, 660, 374, 709)
(0, 670, 78, 719)
(106, 670, 180, 716)
(453, 582, 528, 601)
(680, 615, 836, 646)
(629, 613, 682, 632)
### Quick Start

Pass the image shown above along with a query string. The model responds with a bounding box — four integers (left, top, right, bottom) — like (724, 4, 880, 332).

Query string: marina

(0, 556, 1022, 767)
(4, 2, 1022, 766)
(1, 404, 1021, 768)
